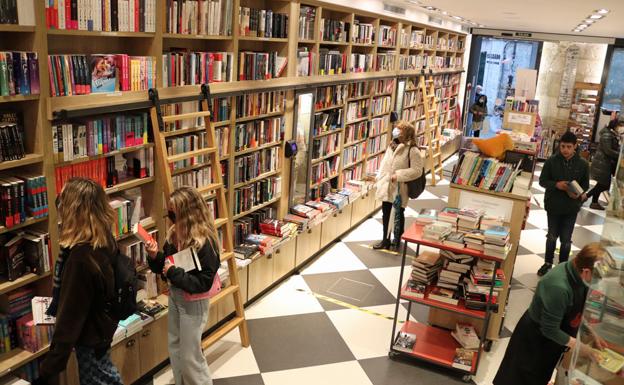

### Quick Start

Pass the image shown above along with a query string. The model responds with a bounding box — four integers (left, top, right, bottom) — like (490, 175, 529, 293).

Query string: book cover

(90, 54, 117, 93)
(393, 331, 416, 353)
(166, 247, 201, 272)
(31, 296, 55, 325)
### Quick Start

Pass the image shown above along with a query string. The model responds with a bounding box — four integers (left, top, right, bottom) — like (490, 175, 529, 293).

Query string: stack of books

(415, 208, 437, 225)
(443, 232, 465, 249)
(427, 285, 460, 305)
(464, 229, 485, 251)
(438, 207, 459, 227)
(483, 226, 511, 259)
(470, 259, 505, 294)
(234, 243, 259, 260)
(291, 204, 321, 220)
(245, 233, 278, 255)
(423, 221, 453, 242)
(410, 251, 442, 285)
(324, 193, 348, 210)
(259, 219, 297, 238)
(439, 250, 474, 294)
(480, 215, 504, 230)
(463, 276, 499, 311)
(305, 200, 335, 220)
(402, 279, 427, 300)
(457, 208, 483, 231)
(452, 348, 476, 371)
(393, 331, 417, 353)
(283, 213, 309, 232)
(451, 323, 480, 350)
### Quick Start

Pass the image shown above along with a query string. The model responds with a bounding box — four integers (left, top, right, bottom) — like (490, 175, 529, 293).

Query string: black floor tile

(215, 375, 265, 385)
(303, 270, 396, 311)
(401, 302, 430, 324)
(575, 209, 605, 226)
(247, 312, 355, 372)
(499, 326, 514, 339)
(344, 241, 404, 269)
(516, 245, 533, 256)
(359, 356, 473, 385)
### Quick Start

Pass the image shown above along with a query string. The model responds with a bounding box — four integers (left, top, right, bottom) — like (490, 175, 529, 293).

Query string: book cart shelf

(0, 1, 466, 383)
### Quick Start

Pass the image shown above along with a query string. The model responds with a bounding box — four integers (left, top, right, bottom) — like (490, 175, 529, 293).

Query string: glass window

(602, 47, 624, 112)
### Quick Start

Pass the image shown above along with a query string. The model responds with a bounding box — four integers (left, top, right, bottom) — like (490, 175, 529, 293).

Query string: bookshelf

(0, 0, 466, 383)
(568, 82, 601, 159)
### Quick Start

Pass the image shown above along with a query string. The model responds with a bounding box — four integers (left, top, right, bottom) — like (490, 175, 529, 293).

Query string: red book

(133, 223, 155, 244)
(207, 53, 214, 83)
(135, 0, 140, 32)
(65, 0, 71, 29)
(47, 56, 56, 96)
(54, 56, 64, 96)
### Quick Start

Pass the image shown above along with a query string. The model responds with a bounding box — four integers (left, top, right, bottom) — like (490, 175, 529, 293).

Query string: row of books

(165, 132, 208, 171)
(172, 165, 213, 191)
(234, 117, 282, 152)
(0, 111, 26, 163)
(374, 79, 395, 96)
(315, 85, 347, 110)
(319, 50, 346, 76)
(239, 7, 288, 38)
(369, 116, 389, 137)
(0, 288, 34, 354)
(109, 191, 144, 238)
(235, 90, 285, 119)
(505, 97, 539, 113)
(367, 135, 387, 156)
(233, 176, 281, 215)
(378, 25, 396, 47)
(311, 156, 340, 184)
(233, 206, 275, 254)
(238, 51, 287, 81)
(0, 230, 51, 283)
(371, 95, 392, 116)
(342, 163, 363, 183)
(374, 52, 396, 71)
(54, 149, 153, 193)
(298, 5, 315, 41)
(348, 81, 369, 99)
(312, 133, 340, 160)
(351, 53, 374, 73)
(296, 48, 314, 77)
(0, 175, 49, 229)
(343, 141, 366, 166)
(346, 100, 369, 122)
(52, 113, 149, 163)
(313, 110, 342, 137)
(352, 20, 374, 44)
(344, 121, 367, 143)
(45, 0, 156, 32)
(321, 19, 349, 42)
(165, 0, 233, 36)
(451, 151, 522, 193)
(0, 52, 40, 97)
(233, 147, 279, 185)
(365, 152, 383, 176)
(162, 51, 234, 87)
(162, 99, 229, 132)
(48, 54, 156, 96)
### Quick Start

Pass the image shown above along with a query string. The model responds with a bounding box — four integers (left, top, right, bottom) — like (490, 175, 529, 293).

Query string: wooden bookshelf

(0, 345, 50, 377)
(0, 94, 40, 104)
(0, 154, 44, 171)
(0, 272, 52, 296)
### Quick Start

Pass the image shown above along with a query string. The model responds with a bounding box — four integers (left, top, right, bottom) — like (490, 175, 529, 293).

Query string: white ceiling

(415, 0, 623, 38)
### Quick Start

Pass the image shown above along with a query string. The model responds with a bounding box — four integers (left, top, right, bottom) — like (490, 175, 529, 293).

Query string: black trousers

(381, 201, 405, 243)
(586, 182, 609, 203)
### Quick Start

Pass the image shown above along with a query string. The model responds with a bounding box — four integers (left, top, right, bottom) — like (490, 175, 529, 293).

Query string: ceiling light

(578, 24, 588, 28)
(469, 21, 477, 25)
(584, 19, 595, 24)
(589, 14, 603, 19)
(441, 10, 448, 15)
(424, 6, 436, 10)
(478, 24, 485, 27)
(452, 15, 463, 20)
(596, 9, 609, 14)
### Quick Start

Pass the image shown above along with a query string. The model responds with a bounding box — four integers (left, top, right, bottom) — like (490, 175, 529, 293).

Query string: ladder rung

(162, 111, 211, 123)
(432, 152, 442, 157)
(215, 217, 228, 228)
(196, 182, 223, 195)
(220, 251, 235, 262)
(168, 147, 217, 163)
(435, 166, 444, 173)
(208, 284, 239, 307)
(162, 126, 206, 138)
(202, 316, 245, 349)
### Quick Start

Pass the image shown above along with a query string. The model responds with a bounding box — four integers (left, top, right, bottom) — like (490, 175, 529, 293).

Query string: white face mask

(392, 127, 401, 139)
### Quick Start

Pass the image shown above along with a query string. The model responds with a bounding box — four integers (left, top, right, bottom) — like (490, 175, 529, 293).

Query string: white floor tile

(262, 361, 374, 385)
(204, 328, 261, 379)
(584, 224, 604, 235)
(473, 337, 510, 385)
(532, 194, 545, 209)
(301, 242, 368, 275)
(503, 288, 534, 333)
(245, 275, 325, 320)
(512, 254, 544, 289)
(369, 266, 406, 299)
(152, 366, 174, 385)
(415, 190, 440, 201)
(526, 209, 548, 229)
(519, 228, 548, 255)
(342, 219, 384, 242)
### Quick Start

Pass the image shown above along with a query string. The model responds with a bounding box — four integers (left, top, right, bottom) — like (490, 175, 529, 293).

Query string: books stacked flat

(423, 221, 453, 242)
(438, 250, 474, 294)
(410, 251, 442, 285)
(443, 232, 465, 249)
(463, 277, 499, 311)
(119, 313, 143, 337)
(324, 193, 348, 210)
(291, 204, 320, 220)
(337, 187, 361, 203)
(470, 259, 505, 294)
(451, 323, 480, 350)
(480, 215, 504, 230)
(234, 243, 259, 260)
(283, 213, 309, 232)
(427, 286, 460, 305)
(463, 229, 485, 251)
(457, 208, 483, 231)
(402, 279, 426, 300)
(438, 207, 459, 227)
(483, 226, 511, 259)
(451, 151, 522, 193)
(245, 233, 278, 255)
(259, 219, 297, 238)
(415, 209, 437, 225)
(305, 200, 335, 220)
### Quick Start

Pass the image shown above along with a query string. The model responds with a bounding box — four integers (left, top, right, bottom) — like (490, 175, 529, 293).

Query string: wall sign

(558, 45, 580, 108)
(507, 112, 533, 125)
(457, 190, 514, 222)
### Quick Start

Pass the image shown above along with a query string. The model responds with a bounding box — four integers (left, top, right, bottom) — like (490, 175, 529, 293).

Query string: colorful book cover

(90, 54, 117, 93)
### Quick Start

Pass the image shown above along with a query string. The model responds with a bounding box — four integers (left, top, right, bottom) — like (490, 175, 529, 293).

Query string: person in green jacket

(537, 131, 589, 276)
(494, 243, 606, 385)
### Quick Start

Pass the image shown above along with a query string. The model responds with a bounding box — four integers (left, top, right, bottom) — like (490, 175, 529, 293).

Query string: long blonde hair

(58, 178, 116, 249)
(167, 186, 219, 252)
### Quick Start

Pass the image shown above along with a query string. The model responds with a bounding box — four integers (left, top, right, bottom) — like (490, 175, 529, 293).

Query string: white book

(167, 247, 202, 272)
(32, 296, 56, 325)
(59, 0, 66, 29)
(17, 0, 35, 25)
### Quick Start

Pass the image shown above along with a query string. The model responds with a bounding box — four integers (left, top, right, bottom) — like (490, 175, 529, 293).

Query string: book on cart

(415, 208, 437, 225)
(464, 229, 485, 251)
(411, 251, 443, 284)
(443, 232, 465, 248)
(402, 279, 426, 300)
(423, 221, 453, 242)
(393, 331, 417, 353)
(480, 215, 504, 230)
(438, 207, 459, 226)
(452, 348, 477, 371)
(457, 208, 484, 231)
(427, 286, 460, 305)
(451, 323, 480, 350)
(440, 250, 474, 265)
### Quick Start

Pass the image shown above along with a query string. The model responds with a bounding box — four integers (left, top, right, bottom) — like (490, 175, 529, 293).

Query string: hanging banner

(557, 45, 580, 108)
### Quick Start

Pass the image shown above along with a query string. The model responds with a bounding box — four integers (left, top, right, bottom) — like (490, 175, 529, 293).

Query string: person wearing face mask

(585, 119, 623, 210)
(145, 187, 220, 385)
(470, 94, 488, 137)
(493, 243, 607, 385)
(373, 120, 424, 250)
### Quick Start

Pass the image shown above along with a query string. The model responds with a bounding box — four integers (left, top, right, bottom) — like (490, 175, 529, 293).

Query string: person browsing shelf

(586, 118, 622, 210)
(537, 131, 589, 277)
(470, 94, 488, 138)
(494, 243, 607, 385)
(35, 178, 122, 385)
(374, 120, 424, 251)
(145, 186, 221, 385)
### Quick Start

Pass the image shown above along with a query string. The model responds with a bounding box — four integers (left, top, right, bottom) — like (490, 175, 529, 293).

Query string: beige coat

(375, 143, 424, 207)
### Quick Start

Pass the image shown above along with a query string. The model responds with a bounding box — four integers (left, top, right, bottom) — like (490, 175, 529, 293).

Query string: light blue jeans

(168, 287, 213, 385)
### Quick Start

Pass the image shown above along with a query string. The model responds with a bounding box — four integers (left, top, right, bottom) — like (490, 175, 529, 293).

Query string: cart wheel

(388, 351, 398, 359)
(461, 374, 472, 383)
(484, 340, 493, 352)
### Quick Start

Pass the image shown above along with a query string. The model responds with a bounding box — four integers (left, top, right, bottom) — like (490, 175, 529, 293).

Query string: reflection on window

(602, 48, 624, 112)
(290, 93, 313, 206)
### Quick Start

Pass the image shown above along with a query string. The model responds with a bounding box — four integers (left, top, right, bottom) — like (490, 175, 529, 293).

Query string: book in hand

(567, 180, 586, 196)
(132, 223, 155, 244)
(166, 247, 202, 272)
(452, 348, 476, 371)
(393, 331, 416, 353)
(31, 296, 55, 325)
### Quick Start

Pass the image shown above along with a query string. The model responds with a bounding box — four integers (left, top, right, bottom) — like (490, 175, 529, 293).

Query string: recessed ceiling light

(478, 24, 485, 27)
(452, 15, 463, 20)
(578, 24, 588, 28)
(441, 10, 448, 15)
(589, 14, 603, 19)
(596, 9, 609, 14)
(584, 19, 595, 24)
(424, 6, 436, 10)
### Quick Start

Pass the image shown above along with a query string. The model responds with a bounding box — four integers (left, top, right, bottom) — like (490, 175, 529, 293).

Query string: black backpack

(406, 146, 426, 199)
(106, 247, 138, 321)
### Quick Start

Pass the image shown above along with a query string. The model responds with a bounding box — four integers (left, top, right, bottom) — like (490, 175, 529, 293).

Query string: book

(416, 208, 438, 225)
(443, 232, 465, 248)
(452, 323, 480, 350)
(90, 54, 117, 93)
(31, 297, 55, 325)
(132, 223, 154, 244)
(402, 279, 426, 300)
(452, 348, 476, 371)
(393, 331, 416, 353)
(428, 286, 459, 305)
(166, 247, 201, 272)
(567, 180, 586, 196)
(593, 348, 624, 373)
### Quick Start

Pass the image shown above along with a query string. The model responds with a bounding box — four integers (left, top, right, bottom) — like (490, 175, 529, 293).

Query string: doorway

(465, 36, 542, 138)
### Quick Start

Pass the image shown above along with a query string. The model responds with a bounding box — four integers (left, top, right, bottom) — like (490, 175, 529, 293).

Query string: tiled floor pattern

(144, 161, 607, 385)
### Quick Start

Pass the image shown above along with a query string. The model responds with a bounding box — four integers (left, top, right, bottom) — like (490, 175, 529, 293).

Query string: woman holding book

(145, 186, 221, 385)
(35, 178, 122, 385)
(374, 120, 424, 251)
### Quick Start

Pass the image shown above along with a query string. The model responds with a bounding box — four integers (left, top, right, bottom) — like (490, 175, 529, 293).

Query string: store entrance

(465, 36, 542, 138)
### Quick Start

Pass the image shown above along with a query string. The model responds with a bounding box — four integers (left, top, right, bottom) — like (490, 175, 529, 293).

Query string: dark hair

(573, 243, 604, 271)
(560, 131, 577, 145)
(478, 94, 487, 105)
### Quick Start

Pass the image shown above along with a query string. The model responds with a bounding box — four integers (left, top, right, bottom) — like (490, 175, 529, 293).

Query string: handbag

(183, 273, 222, 301)
(406, 146, 426, 199)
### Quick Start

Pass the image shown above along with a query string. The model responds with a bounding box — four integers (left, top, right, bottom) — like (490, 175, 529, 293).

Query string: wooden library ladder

(149, 85, 250, 350)
(419, 75, 443, 186)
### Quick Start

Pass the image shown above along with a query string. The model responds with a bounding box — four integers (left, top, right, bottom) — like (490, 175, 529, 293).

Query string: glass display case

(567, 145, 624, 385)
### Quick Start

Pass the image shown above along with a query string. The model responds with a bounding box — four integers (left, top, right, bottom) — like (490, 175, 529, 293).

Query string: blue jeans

(545, 212, 577, 264)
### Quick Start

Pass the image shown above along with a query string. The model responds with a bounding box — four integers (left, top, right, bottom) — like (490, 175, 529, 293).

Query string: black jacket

(590, 126, 620, 186)
(39, 244, 118, 380)
(148, 240, 220, 294)
(539, 151, 589, 214)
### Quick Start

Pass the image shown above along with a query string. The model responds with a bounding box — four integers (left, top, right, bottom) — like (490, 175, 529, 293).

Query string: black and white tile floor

(145, 160, 607, 385)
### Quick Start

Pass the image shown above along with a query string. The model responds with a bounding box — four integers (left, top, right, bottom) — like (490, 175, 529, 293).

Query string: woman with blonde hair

(35, 178, 122, 385)
(374, 120, 424, 251)
(145, 186, 220, 385)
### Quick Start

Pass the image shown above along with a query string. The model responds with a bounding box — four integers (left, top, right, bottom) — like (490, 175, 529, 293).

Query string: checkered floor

(144, 160, 607, 385)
